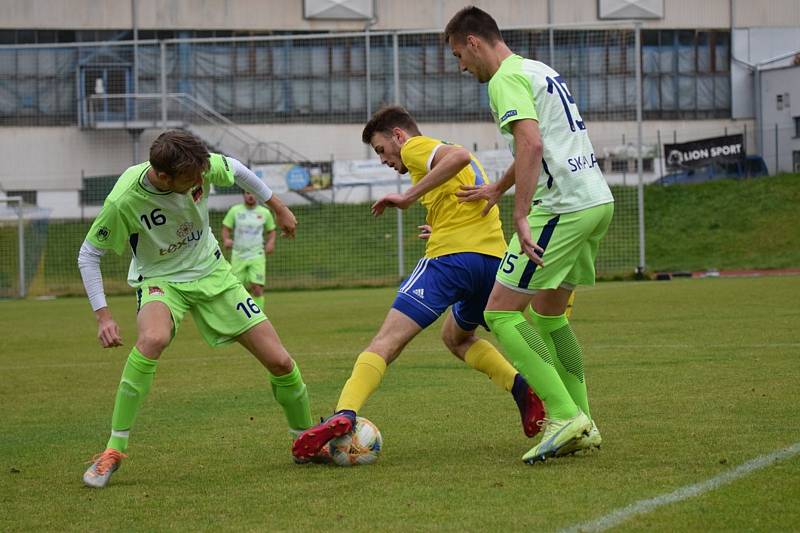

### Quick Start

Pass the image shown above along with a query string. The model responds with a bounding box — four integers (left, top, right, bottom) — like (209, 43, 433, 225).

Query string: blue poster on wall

(286, 165, 311, 190)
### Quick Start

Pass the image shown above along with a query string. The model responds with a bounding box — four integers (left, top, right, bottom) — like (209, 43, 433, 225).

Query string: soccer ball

(328, 417, 382, 467)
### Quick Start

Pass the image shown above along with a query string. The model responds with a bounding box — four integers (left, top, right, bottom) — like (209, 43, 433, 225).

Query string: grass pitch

(2, 276, 799, 531)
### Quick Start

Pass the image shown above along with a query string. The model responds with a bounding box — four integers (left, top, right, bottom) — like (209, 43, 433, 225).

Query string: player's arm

(228, 157, 297, 238)
(221, 224, 234, 249)
(78, 240, 123, 348)
(371, 145, 471, 216)
(456, 161, 516, 216)
(264, 229, 277, 254)
(510, 118, 545, 266)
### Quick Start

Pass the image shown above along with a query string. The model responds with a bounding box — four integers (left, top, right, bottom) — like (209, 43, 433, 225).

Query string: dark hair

(361, 105, 422, 144)
(149, 129, 210, 177)
(443, 6, 503, 45)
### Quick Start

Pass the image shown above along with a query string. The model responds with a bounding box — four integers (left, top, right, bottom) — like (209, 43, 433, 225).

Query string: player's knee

(266, 355, 294, 376)
(136, 329, 171, 358)
(483, 310, 522, 331)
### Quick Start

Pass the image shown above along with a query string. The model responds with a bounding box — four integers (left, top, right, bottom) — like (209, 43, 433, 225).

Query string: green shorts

(231, 255, 266, 287)
(136, 261, 267, 347)
(496, 202, 614, 293)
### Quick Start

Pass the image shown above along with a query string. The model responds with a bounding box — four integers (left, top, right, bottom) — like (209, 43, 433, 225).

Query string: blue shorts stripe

(518, 214, 561, 288)
(400, 258, 429, 294)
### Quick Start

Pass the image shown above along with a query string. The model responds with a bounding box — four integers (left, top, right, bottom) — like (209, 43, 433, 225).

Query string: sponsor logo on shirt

(176, 221, 195, 239)
(148, 286, 164, 296)
(96, 226, 110, 242)
(159, 228, 204, 256)
(500, 109, 518, 122)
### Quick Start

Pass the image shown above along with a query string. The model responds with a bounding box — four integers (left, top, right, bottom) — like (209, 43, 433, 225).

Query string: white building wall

(760, 66, 800, 174)
(731, 27, 800, 118)
(3, 0, 800, 31)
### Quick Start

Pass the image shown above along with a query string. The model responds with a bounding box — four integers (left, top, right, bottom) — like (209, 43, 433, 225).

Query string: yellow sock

(335, 351, 387, 413)
(565, 292, 575, 319)
(464, 339, 516, 393)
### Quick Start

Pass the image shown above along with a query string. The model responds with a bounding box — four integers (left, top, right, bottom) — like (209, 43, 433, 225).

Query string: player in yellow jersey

(292, 106, 544, 461)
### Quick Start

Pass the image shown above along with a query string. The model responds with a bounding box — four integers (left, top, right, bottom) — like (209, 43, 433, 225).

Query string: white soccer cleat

(83, 448, 126, 488)
(521, 411, 591, 464)
(555, 419, 602, 456)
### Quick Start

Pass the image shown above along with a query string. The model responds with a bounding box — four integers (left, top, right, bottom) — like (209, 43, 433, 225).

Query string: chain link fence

(1, 22, 753, 297)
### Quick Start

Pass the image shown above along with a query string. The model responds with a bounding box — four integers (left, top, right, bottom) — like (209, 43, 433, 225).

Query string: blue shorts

(392, 252, 501, 331)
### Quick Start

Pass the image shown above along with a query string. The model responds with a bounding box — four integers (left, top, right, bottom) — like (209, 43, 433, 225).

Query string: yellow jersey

(400, 135, 506, 259)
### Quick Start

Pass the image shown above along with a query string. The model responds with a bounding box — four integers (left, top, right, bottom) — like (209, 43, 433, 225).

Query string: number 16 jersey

(488, 54, 613, 214)
(85, 153, 235, 286)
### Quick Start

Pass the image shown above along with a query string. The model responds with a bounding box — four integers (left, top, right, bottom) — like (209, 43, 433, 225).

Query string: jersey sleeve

(263, 208, 276, 232)
(204, 153, 235, 187)
(489, 72, 539, 134)
(222, 205, 237, 229)
(85, 200, 130, 255)
(400, 137, 439, 182)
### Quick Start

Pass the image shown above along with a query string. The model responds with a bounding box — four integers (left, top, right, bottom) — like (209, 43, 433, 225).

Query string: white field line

(2, 343, 798, 371)
(560, 441, 800, 533)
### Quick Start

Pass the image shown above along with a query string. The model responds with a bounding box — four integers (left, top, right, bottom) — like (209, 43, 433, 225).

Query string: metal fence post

(160, 41, 167, 128)
(8, 198, 26, 298)
(635, 22, 646, 275)
(393, 32, 404, 279)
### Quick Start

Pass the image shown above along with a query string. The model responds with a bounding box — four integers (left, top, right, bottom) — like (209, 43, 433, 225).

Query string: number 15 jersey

(488, 54, 613, 214)
(85, 153, 235, 286)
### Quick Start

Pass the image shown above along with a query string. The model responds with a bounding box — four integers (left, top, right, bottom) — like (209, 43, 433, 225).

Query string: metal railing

(84, 92, 309, 165)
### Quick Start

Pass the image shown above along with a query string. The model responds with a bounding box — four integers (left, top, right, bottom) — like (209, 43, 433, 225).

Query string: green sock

(484, 310, 578, 420)
(106, 347, 158, 452)
(269, 362, 313, 432)
(530, 309, 591, 419)
(253, 295, 265, 311)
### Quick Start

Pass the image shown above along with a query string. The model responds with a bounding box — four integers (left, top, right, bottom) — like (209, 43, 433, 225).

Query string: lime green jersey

(85, 153, 235, 285)
(222, 204, 276, 260)
(488, 54, 613, 214)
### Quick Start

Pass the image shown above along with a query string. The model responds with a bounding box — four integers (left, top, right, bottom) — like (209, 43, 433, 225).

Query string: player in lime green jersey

(78, 130, 316, 488)
(222, 192, 277, 311)
(446, 7, 614, 463)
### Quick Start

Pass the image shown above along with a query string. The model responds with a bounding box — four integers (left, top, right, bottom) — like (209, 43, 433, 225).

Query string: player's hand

(97, 316, 123, 348)
(274, 206, 297, 238)
(456, 183, 501, 216)
(417, 225, 432, 239)
(514, 216, 544, 266)
(371, 193, 412, 216)
(223, 238, 234, 249)
(265, 242, 275, 255)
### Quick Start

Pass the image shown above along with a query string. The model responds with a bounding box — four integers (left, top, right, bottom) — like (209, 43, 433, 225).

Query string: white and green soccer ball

(328, 417, 383, 467)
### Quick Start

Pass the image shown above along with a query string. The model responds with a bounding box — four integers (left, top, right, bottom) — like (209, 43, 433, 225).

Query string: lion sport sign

(664, 134, 745, 171)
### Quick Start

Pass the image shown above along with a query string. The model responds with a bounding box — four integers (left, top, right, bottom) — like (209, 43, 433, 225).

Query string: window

(0, 28, 732, 125)
(611, 159, 629, 172)
(641, 29, 730, 120)
(6, 190, 37, 205)
(794, 117, 800, 138)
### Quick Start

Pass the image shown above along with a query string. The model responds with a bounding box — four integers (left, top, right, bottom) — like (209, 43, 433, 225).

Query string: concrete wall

(0, 116, 754, 218)
(3, 0, 800, 32)
(731, 27, 800, 118)
(760, 65, 800, 174)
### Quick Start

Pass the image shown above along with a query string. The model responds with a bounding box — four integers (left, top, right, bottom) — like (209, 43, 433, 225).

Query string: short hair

(149, 129, 210, 177)
(443, 6, 503, 45)
(361, 105, 422, 144)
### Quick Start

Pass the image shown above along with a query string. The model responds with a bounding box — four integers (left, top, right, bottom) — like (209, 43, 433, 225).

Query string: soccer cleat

(521, 411, 591, 464)
(83, 448, 126, 488)
(512, 374, 546, 438)
(289, 428, 333, 464)
(555, 419, 602, 456)
(291, 411, 355, 461)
